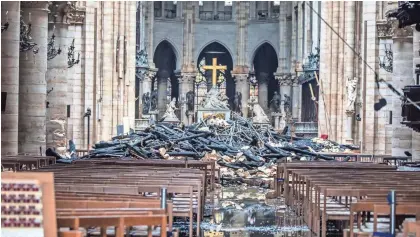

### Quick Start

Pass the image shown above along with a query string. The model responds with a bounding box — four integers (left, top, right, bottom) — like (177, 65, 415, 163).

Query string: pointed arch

(250, 40, 279, 67)
(195, 40, 235, 66)
(153, 38, 181, 70)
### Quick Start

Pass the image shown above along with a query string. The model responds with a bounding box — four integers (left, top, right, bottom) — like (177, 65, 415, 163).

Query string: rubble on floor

(50, 114, 359, 184)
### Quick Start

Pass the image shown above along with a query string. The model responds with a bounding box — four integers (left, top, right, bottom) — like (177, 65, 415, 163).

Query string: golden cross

(202, 58, 227, 87)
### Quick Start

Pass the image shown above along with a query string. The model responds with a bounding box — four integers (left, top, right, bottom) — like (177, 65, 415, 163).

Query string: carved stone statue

(162, 98, 179, 121)
(233, 92, 242, 114)
(142, 92, 150, 114)
(186, 90, 195, 112)
(346, 77, 358, 111)
(150, 89, 158, 111)
(283, 94, 292, 116)
(200, 87, 230, 110)
(270, 91, 282, 113)
(248, 98, 270, 124)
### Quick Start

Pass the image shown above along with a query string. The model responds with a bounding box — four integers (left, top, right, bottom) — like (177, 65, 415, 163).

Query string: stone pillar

(233, 73, 249, 117)
(139, 69, 156, 118)
(181, 2, 195, 73)
(392, 24, 413, 156)
(291, 78, 300, 120)
(345, 110, 355, 144)
(46, 2, 71, 154)
(157, 70, 169, 118)
(257, 72, 269, 112)
(276, 74, 293, 116)
(145, 2, 154, 67)
(343, 1, 356, 144)
(19, 2, 50, 155)
(1, 2, 20, 155)
(412, 30, 420, 161)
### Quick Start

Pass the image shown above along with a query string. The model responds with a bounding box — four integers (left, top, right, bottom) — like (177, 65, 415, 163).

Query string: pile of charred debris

(54, 115, 359, 185)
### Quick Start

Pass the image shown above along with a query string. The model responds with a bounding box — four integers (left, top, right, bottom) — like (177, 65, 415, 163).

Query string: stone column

(19, 2, 50, 155)
(257, 72, 269, 112)
(291, 78, 300, 121)
(145, 2, 154, 67)
(178, 72, 194, 125)
(345, 110, 355, 144)
(181, 2, 195, 73)
(157, 70, 169, 118)
(343, 1, 356, 144)
(392, 24, 413, 156)
(412, 30, 420, 161)
(276, 73, 293, 116)
(233, 73, 249, 117)
(46, 2, 71, 154)
(1, 2, 20, 155)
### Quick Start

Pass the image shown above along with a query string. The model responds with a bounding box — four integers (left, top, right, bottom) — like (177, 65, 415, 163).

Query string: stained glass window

(195, 57, 227, 110)
(249, 74, 258, 102)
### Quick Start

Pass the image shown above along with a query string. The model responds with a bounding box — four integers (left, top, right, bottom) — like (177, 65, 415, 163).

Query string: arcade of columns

(137, 1, 304, 126)
(1, 1, 137, 155)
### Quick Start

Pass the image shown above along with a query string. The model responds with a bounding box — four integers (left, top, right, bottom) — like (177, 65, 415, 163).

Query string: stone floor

(174, 185, 310, 237)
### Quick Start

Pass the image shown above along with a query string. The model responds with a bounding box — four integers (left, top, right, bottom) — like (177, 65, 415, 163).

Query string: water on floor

(174, 185, 310, 237)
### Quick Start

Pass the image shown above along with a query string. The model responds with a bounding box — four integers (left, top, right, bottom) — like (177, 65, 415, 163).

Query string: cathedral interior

(1, 1, 420, 159)
(2, 2, 420, 237)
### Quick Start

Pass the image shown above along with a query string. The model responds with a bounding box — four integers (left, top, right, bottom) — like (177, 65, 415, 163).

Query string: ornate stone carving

(199, 87, 230, 110)
(162, 98, 180, 122)
(179, 72, 196, 84)
(275, 73, 296, 86)
(248, 98, 270, 124)
(48, 1, 72, 24)
(346, 77, 358, 111)
(233, 74, 248, 84)
(68, 1, 85, 25)
(136, 48, 149, 68)
(392, 21, 413, 38)
(376, 20, 394, 38)
(186, 91, 195, 112)
(270, 91, 282, 113)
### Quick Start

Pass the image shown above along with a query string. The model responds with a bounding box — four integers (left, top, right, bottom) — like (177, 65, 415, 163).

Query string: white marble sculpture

(248, 99, 270, 124)
(200, 87, 230, 110)
(162, 98, 179, 122)
(346, 77, 358, 111)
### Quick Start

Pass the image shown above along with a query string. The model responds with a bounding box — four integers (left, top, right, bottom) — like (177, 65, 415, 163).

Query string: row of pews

(275, 162, 420, 237)
(1, 155, 56, 171)
(3, 159, 216, 237)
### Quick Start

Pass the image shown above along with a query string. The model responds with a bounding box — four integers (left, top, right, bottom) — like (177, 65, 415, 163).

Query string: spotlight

(374, 98, 387, 111)
(356, 114, 361, 121)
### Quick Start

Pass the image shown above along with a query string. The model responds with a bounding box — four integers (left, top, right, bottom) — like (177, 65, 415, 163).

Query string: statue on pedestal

(142, 92, 150, 114)
(346, 77, 358, 111)
(162, 98, 179, 122)
(200, 87, 230, 110)
(150, 89, 158, 111)
(283, 94, 292, 117)
(248, 98, 270, 124)
(186, 90, 195, 112)
(270, 91, 282, 113)
(233, 92, 242, 114)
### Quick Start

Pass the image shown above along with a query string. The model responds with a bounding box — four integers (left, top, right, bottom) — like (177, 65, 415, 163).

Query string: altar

(196, 58, 232, 121)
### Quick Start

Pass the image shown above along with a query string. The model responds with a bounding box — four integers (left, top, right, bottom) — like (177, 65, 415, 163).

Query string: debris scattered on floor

(51, 115, 360, 184)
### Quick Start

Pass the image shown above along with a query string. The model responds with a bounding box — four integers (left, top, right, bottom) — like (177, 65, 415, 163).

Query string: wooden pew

(31, 163, 206, 237)
(276, 162, 420, 237)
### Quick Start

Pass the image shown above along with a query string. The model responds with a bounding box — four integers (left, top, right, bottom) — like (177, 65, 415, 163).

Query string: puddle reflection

(175, 186, 310, 237)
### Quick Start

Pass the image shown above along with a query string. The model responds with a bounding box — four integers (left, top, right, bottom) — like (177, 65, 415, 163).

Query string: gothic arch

(250, 40, 279, 67)
(195, 40, 235, 66)
(153, 38, 181, 70)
